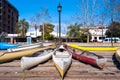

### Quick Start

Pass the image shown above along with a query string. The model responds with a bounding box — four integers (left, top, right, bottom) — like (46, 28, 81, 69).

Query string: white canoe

(115, 48, 120, 62)
(21, 48, 55, 70)
(52, 45, 72, 78)
(7, 42, 43, 52)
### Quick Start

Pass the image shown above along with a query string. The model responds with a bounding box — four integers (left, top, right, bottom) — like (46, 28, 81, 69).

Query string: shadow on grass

(112, 53, 120, 70)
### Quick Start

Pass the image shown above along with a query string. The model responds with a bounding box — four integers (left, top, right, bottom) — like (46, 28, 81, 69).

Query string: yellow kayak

(69, 44, 119, 51)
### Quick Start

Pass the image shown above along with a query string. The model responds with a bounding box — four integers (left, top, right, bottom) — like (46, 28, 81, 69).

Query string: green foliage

(67, 23, 91, 42)
(79, 28, 91, 42)
(105, 21, 120, 38)
(67, 23, 82, 37)
(16, 19, 29, 37)
(40, 23, 54, 40)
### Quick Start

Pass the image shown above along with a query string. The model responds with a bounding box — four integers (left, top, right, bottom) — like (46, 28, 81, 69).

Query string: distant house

(50, 32, 66, 38)
(89, 27, 108, 42)
(26, 30, 66, 38)
(26, 30, 41, 38)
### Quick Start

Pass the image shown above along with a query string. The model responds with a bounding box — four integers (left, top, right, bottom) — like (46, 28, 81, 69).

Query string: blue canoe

(0, 42, 18, 50)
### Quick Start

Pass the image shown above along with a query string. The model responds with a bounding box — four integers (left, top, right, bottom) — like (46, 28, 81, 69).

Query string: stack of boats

(0, 42, 55, 63)
(0, 42, 120, 78)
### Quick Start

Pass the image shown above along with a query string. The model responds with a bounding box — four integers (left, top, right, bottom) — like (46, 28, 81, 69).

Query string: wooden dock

(0, 51, 120, 80)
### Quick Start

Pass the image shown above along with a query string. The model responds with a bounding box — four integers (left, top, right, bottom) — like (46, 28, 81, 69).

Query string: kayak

(69, 44, 119, 51)
(0, 42, 18, 50)
(21, 48, 55, 70)
(52, 45, 72, 78)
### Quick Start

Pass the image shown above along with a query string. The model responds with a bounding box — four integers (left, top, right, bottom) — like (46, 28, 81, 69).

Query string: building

(26, 30, 42, 38)
(89, 27, 108, 42)
(0, 0, 18, 34)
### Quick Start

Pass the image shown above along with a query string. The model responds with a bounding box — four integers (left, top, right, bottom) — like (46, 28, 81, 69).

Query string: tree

(67, 23, 82, 38)
(16, 19, 29, 37)
(30, 7, 51, 41)
(76, 0, 98, 43)
(67, 23, 91, 42)
(104, 0, 120, 22)
(79, 28, 91, 42)
(105, 21, 120, 38)
(40, 23, 54, 40)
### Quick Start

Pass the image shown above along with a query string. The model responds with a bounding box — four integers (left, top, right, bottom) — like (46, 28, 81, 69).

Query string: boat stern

(115, 48, 120, 63)
(96, 58, 107, 69)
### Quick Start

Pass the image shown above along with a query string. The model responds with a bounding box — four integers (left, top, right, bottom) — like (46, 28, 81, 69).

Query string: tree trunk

(87, 34, 89, 43)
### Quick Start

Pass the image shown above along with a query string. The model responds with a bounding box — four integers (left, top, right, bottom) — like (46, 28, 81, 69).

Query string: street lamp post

(57, 3, 62, 45)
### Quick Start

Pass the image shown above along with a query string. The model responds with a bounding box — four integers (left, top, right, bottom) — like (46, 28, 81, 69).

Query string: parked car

(103, 37, 120, 43)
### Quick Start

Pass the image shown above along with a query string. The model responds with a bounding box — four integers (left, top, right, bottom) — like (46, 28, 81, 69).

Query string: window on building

(99, 37, 102, 39)
(12, 12, 13, 16)
(0, 9, 1, 13)
(8, 15, 10, 19)
(0, 3, 1, 7)
(93, 37, 97, 42)
(8, 9, 11, 13)
(8, 20, 10, 24)
(94, 37, 97, 39)
(3, 11, 5, 14)
(99, 37, 105, 40)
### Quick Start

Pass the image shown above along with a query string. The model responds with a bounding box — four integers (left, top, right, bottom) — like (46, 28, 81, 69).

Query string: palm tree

(67, 23, 91, 42)
(16, 19, 29, 37)
(67, 23, 82, 38)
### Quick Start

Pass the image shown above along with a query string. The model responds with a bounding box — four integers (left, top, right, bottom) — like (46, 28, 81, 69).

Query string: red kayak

(66, 46, 107, 69)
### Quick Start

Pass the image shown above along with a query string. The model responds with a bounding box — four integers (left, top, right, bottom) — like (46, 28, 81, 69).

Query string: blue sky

(8, 0, 119, 33)
(9, 0, 79, 23)
(9, 0, 81, 33)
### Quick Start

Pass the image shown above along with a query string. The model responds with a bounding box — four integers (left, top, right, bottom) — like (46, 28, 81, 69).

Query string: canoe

(21, 48, 55, 70)
(67, 46, 107, 69)
(115, 48, 120, 63)
(0, 45, 56, 63)
(52, 45, 72, 78)
(7, 42, 43, 52)
(69, 44, 119, 51)
(0, 42, 18, 50)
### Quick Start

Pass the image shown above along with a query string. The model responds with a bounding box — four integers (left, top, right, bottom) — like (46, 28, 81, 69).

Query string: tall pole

(42, 23, 44, 43)
(59, 9, 61, 44)
(57, 3, 62, 45)
(111, 14, 113, 46)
